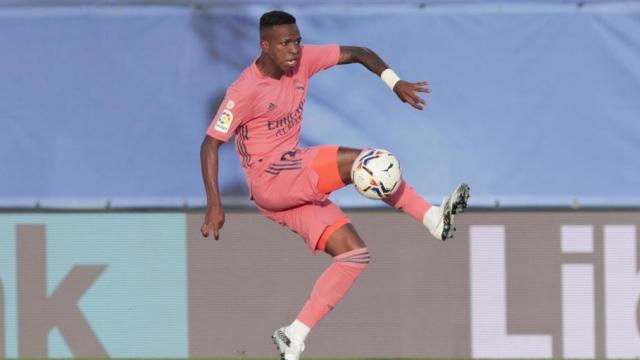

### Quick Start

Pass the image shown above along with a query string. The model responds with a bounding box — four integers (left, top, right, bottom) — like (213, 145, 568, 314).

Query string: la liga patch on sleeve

(214, 109, 233, 133)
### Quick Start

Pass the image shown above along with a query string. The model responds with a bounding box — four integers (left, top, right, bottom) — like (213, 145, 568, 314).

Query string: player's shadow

(190, 6, 256, 128)
(190, 7, 258, 198)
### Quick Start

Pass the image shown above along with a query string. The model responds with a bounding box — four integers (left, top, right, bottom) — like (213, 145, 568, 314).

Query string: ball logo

(214, 109, 233, 133)
(225, 100, 235, 110)
(351, 148, 402, 200)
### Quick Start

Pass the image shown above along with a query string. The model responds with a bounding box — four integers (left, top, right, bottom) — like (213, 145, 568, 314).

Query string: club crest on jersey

(214, 109, 233, 133)
(294, 79, 305, 92)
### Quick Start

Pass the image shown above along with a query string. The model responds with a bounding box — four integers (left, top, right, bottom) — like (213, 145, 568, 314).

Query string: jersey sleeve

(301, 44, 340, 78)
(206, 86, 252, 142)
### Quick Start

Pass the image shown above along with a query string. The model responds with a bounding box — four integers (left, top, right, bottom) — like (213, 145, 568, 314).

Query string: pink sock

(296, 248, 369, 329)
(384, 180, 432, 223)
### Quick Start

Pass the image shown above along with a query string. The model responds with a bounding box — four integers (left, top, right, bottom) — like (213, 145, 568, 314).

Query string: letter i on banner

(561, 225, 595, 358)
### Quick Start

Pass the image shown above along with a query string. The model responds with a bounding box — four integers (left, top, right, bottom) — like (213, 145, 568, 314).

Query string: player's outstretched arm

(338, 46, 431, 110)
(200, 135, 225, 240)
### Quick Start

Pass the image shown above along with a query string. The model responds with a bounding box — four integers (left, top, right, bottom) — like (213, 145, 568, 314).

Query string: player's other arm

(200, 135, 225, 240)
(338, 46, 431, 110)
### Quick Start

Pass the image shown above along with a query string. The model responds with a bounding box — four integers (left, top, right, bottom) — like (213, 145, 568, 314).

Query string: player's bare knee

(324, 223, 367, 257)
(337, 147, 362, 184)
(342, 223, 366, 249)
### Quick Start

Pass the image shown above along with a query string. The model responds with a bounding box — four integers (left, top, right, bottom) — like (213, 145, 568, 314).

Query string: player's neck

(256, 55, 284, 80)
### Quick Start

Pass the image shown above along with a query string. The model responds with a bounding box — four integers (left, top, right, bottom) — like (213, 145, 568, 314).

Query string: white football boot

(272, 327, 305, 360)
(423, 183, 470, 240)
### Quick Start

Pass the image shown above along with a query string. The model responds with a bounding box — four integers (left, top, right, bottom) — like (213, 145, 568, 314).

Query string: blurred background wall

(2, 0, 639, 208)
(1, 0, 639, 359)
(1, 210, 640, 358)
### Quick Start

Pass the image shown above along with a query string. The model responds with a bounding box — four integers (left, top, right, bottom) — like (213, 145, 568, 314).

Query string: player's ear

(260, 38, 270, 53)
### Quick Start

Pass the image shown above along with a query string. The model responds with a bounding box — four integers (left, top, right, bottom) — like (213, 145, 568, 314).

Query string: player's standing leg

(272, 223, 369, 360)
(266, 147, 372, 360)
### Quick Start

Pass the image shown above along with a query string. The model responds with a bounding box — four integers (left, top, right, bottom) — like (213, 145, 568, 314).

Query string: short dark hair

(259, 10, 296, 34)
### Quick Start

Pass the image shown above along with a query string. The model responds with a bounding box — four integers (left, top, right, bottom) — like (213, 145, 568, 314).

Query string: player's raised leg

(402, 181, 470, 240)
(273, 221, 368, 360)
(330, 147, 470, 240)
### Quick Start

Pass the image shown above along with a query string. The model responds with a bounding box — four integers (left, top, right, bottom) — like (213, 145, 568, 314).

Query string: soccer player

(200, 10, 470, 360)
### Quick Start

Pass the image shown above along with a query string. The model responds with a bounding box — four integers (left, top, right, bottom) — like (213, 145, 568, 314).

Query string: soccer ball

(351, 149, 402, 200)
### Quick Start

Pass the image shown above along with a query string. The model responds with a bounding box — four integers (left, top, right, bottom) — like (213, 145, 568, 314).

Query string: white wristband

(380, 68, 401, 91)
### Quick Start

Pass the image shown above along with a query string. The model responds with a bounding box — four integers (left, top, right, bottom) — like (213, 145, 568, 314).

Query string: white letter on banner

(470, 225, 552, 358)
(605, 225, 640, 358)
(561, 225, 595, 358)
(562, 264, 595, 358)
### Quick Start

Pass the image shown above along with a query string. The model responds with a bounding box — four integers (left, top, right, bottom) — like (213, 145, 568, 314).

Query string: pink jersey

(207, 44, 340, 179)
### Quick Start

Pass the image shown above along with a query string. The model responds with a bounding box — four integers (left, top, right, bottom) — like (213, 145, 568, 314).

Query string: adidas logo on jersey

(267, 102, 277, 112)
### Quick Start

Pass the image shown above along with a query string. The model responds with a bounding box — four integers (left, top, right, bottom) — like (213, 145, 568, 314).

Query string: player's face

(262, 24, 302, 73)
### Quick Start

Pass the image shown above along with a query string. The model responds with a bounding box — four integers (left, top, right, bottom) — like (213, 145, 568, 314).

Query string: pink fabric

(383, 180, 432, 223)
(205, 45, 342, 253)
(206, 45, 340, 180)
(252, 146, 349, 254)
(297, 248, 369, 328)
(251, 147, 327, 211)
(257, 200, 348, 254)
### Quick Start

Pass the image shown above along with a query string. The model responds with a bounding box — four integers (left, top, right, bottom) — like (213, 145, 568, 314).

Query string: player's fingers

(405, 95, 422, 110)
(402, 93, 415, 105)
(200, 223, 209, 237)
(415, 94, 427, 105)
(213, 227, 220, 240)
(416, 85, 431, 93)
(406, 91, 424, 105)
(408, 93, 425, 110)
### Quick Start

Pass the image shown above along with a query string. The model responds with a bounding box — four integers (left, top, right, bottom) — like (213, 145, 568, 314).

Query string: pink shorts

(250, 146, 350, 253)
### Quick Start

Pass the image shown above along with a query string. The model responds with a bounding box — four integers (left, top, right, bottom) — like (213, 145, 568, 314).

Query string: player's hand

(393, 80, 431, 110)
(201, 207, 225, 240)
